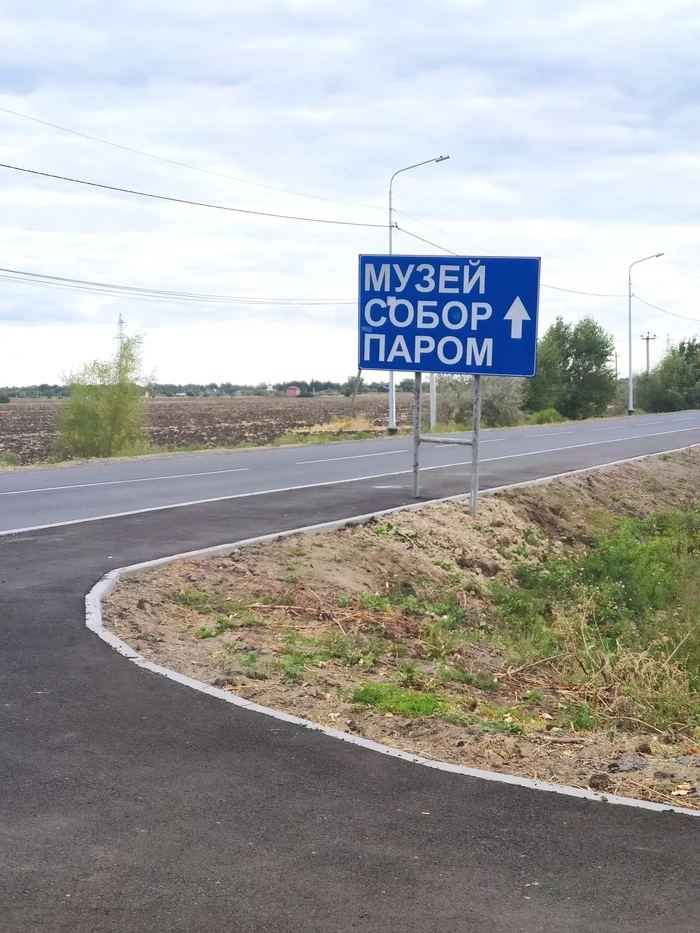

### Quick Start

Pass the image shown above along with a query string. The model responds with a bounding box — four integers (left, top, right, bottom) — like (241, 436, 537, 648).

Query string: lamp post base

(627, 409, 634, 416)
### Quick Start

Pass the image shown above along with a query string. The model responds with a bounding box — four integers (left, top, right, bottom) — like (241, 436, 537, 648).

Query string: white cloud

(0, 0, 699, 384)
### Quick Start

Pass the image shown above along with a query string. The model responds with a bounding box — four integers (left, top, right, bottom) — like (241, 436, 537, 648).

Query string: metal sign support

(412, 373, 422, 497)
(413, 374, 479, 508)
(470, 374, 482, 516)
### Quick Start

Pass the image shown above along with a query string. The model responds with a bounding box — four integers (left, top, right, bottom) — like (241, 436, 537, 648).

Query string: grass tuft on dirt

(103, 447, 700, 810)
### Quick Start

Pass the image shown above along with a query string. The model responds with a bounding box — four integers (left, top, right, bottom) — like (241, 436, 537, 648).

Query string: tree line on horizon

(3, 320, 700, 425)
(0, 377, 401, 399)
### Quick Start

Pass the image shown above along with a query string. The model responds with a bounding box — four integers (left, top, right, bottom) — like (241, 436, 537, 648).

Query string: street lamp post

(387, 155, 449, 432)
(628, 253, 663, 415)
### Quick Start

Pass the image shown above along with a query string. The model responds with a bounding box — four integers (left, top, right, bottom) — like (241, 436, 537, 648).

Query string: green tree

(436, 376, 525, 427)
(524, 318, 569, 412)
(55, 335, 150, 460)
(525, 317, 615, 419)
(636, 339, 700, 413)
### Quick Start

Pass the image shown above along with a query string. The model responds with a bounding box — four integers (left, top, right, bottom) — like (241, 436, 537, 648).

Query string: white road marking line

(524, 431, 575, 438)
(296, 450, 405, 465)
(587, 425, 629, 431)
(4, 424, 700, 537)
(299, 439, 505, 462)
(587, 420, 667, 431)
(672, 416, 693, 421)
(442, 424, 700, 471)
(0, 467, 250, 497)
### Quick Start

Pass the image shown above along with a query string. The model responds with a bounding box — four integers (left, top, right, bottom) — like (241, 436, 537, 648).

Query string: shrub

(529, 409, 564, 425)
(0, 393, 10, 404)
(436, 376, 525, 427)
(0, 451, 20, 466)
(55, 334, 150, 460)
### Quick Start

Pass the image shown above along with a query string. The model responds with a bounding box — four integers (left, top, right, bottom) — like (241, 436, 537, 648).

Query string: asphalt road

(2, 412, 699, 932)
(3, 411, 700, 533)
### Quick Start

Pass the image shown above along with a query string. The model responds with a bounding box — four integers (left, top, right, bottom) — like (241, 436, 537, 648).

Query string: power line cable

(396, 225, 627, 298)
(0, 163, 387, 228)
(0, 266, 355, 304)
(543, 283, 626, 298)
(634, 294, 700, 323)
(0, 105, 384, 212)
(0, 275, 352, 316)
(396, 209, 623, 289)
(394, 225, 459, 254)
(395, 210, 493, 253)
(0, 267, 355, 312)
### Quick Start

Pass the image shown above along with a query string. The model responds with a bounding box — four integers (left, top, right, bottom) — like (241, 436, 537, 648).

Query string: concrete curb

(86, 443, 700, 819)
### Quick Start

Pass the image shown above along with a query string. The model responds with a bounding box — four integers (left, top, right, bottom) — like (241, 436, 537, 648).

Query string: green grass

(282, 631, 386, 670)
(0, 451, 20, 466)
(352, 682, 445, 717)
(442, 666, 500, 691)
(241, 651, 268, 680)
(273, 431, 375, 447)
(397, 661, 428, 688)
(522, 528, 538, 546)
(171, 442, 205, 451)
(435, 559, 453, 571)
(477, 720, 525, 735)
(359, 591, 391, 611)
(560, 701, 600, 731)
(175, 586, 263, 633)
(491, 507, 700, 730)
(424, 421, 472, 434)
(175, 586, 213, 612)
(418, 620, 466, 659)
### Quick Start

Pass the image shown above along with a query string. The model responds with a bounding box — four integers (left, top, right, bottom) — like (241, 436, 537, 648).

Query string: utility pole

(641, 333, 657, 375)
(614, 350, 618, 380)
(628, 253, 663, 414)
(116, 313, 126, 345)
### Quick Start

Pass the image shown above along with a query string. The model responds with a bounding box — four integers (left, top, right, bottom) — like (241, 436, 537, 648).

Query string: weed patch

(491, 509, 700, 730)
(352, 683, 445, 718)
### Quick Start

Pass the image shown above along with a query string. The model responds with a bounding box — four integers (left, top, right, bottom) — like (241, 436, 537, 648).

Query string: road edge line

(85, 444, 700, 818)
(5, 428, 700, 537)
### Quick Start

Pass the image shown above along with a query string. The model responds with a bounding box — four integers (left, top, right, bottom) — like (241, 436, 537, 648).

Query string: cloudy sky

(1, 0, 699, 385)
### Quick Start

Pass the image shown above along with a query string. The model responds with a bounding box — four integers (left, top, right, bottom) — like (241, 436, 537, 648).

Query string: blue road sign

(358, 255, 541, 377)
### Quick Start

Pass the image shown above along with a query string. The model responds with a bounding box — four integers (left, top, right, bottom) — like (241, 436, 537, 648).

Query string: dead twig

(533, 734, 587, 745)
(502, 655, 560, 677)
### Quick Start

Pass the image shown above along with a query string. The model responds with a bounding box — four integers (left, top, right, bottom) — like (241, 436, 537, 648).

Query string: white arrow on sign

(504, 296, 530, 339)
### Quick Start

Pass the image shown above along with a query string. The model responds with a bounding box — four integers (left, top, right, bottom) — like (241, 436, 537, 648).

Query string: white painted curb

(86, 445, 700, 818)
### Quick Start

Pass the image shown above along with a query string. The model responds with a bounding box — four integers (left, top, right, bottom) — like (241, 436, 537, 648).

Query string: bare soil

(104, 449, 700, 810)
(0, 395, 416, 465)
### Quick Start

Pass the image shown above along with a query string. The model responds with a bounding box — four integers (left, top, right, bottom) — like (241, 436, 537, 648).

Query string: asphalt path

(2, 412, 700, 932)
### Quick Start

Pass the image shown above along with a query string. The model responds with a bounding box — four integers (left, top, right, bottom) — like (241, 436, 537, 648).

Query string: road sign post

(471, 375, 482, 516)
(412, 372, 422, 497)
(359, 254, 540, 512)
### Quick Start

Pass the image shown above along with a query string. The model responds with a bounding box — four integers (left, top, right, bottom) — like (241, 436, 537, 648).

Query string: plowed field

(0, 395, 415, 465)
